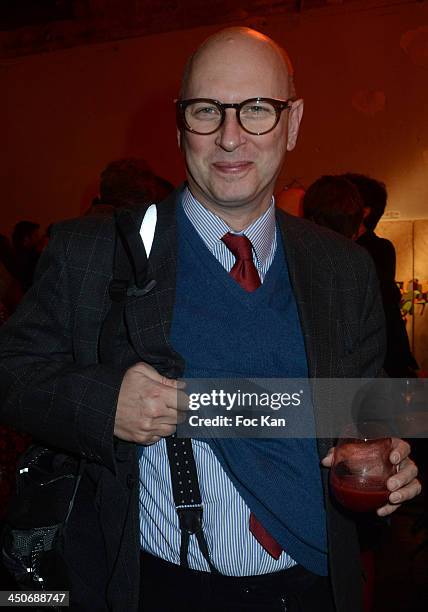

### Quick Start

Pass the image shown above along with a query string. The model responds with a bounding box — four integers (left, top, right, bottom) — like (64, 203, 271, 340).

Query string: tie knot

(221, 232, 254, 262)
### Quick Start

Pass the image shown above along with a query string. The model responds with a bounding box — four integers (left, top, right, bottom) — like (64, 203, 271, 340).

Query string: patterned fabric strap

(165, 435, 218, 572)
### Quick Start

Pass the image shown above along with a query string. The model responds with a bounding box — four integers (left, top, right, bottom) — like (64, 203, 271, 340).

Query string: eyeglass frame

(175, 97, 295, 136)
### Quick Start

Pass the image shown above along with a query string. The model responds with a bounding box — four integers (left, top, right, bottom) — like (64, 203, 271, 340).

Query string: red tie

(221, 232, 282, 560)
(221, 233, 261, 292)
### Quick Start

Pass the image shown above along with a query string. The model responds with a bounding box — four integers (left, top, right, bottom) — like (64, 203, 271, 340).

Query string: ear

(286, 98, 304, 151)
(177, 128, 183, 150)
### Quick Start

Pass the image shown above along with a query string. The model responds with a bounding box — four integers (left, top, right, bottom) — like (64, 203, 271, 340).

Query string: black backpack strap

(99, 207, 156, 364)
(100, 206, 218, 573)
(165, 436, 218, 573)
(114, 208, 149, 291)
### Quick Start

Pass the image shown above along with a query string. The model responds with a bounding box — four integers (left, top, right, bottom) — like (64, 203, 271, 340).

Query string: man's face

(178, 32, 302, 222)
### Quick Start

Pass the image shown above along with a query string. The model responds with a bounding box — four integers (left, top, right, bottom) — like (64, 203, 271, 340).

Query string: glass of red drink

(330, 422, 396, 512)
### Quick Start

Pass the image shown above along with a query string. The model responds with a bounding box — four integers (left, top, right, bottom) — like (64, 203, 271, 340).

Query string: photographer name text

(188, 415, 287, 428)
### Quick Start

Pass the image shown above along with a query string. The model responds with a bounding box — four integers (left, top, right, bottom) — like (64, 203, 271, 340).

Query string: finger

(390, 438, 411, 464)
(161, 386, 189, 412)
(152, 423, 177, 439)
(139, 382, 185, 417)
(133, 362, 186, 389)
(152, 391, 188, 424)
(175, 408, 188, 425)
(143, 435, 162, 446)
(389, 478, 422, 504)
(138, 422, 177, 443)
(161, 376, 186, 390)
(177, 390, 190, 412)
(387, 460, 419, 491)
(321, 447, 334, 467)
(158, 411, 187, 426)
(377, 478, 422, 516)
(142, 404, 185, 425)
(377, 503, 402, 517)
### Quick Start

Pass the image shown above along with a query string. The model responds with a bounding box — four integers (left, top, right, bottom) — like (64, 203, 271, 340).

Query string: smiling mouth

(212, 161, 253, 174)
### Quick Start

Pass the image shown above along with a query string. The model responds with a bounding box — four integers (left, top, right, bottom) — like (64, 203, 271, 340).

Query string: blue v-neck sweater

(170, 206, 328, 575)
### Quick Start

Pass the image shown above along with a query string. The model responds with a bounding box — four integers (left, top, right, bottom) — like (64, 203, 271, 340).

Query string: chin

(211, 192, 257, 209)
(209, 181, 260, 206)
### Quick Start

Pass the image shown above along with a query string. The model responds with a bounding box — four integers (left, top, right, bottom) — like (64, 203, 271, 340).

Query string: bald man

(0, 28, 420, 612)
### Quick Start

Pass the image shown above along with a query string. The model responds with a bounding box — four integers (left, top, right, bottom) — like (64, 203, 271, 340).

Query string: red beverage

(330, 473, 390, 512)
(330, 425, 395, 512)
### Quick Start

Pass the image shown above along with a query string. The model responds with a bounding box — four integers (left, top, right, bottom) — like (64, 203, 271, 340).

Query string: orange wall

(2, 0, 428, 236)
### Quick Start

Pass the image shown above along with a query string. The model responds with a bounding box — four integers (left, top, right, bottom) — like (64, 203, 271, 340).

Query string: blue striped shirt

(139, 187, 296, 575)
(182, 188, 277, 281)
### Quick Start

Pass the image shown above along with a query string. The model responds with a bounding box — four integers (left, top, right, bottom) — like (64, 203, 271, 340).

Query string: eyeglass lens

(184, 100, 279, 135)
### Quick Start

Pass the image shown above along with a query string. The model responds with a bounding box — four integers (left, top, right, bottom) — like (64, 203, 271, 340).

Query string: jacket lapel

(124, 188, 185, 378)
(277, 210, 339, 378)
(277, 210, 337, 452)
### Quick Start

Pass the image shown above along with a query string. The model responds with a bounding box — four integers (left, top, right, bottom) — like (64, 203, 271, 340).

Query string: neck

(355, 224, 368, 240)
(210, 205, 269, 231)
(187, 190, 273, 231)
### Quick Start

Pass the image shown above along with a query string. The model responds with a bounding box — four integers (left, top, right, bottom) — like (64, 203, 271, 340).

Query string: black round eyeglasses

(176, 97, 294, 136)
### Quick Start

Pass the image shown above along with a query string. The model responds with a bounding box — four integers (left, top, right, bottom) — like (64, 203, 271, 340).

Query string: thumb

(321, 447, 335, 467)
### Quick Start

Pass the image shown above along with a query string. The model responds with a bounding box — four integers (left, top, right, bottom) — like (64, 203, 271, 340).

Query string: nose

(215, 109, 246, 152)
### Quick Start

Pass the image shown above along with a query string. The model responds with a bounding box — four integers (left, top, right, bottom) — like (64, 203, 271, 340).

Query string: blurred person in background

(86, 158, 174, 216)
(0, 235, 22, 316)
(12, 221, 41, 293)
(302, 175, 364, 239)
(343, 173, 418, 378)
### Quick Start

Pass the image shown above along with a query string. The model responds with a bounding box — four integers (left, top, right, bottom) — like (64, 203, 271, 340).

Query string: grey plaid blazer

(0, 186, 385, 611)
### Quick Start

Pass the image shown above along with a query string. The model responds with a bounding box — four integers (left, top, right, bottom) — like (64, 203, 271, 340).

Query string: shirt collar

(182, 186, 276, 269)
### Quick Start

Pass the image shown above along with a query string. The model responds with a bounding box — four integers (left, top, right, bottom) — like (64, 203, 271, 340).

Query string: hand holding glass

(330, 424, 396, 512)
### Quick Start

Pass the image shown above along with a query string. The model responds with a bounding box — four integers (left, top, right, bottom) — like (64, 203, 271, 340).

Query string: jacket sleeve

(0, 222, 128, 472)
(358, 250, 387, 378)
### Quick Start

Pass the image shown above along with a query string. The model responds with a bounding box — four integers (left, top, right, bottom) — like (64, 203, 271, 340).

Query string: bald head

(180, 27, 296, 100)
(176, 26, 303, 229)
